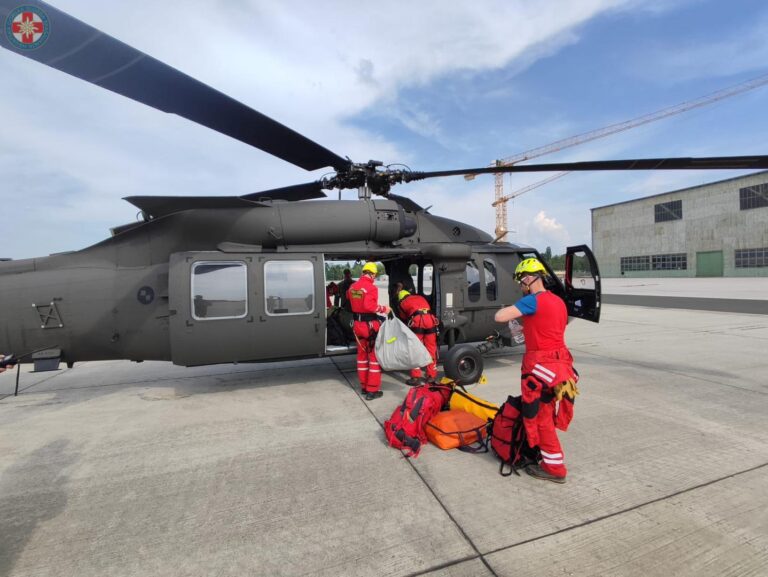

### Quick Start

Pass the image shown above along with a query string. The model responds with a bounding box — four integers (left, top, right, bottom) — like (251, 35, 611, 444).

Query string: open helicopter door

(564, 245, 601, 323)
(169, 252, 325, 366)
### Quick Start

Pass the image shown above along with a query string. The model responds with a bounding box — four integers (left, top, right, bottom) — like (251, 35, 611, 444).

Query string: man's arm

(495, 305, 524, 323)
(495, 294, 537, 323)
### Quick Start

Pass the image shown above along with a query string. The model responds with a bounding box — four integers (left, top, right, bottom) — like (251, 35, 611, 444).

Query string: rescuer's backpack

(489, 395, 540, 476)
(326, 309, 348, 346)
(384, 385, 448, 457)
(327, 308, 355, 345)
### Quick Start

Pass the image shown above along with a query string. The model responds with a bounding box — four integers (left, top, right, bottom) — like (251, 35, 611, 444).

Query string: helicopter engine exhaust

(225, 199, 417, 247)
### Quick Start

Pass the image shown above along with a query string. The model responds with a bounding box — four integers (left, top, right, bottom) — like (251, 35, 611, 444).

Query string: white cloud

(1, 0, 636, 257)
(534, 210, 565, 234)
(4, 0, 766, 260)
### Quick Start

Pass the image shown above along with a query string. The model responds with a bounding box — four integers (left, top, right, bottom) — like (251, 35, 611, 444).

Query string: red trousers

(529, 398, 566, 477)
(521, 348, 576, 479)
(353, 320, 381, 393)
(410, 331, 438, 380)
(406, 313, 438, 380)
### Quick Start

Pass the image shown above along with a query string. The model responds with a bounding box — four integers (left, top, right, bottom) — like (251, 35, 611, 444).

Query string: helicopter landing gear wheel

(443, 343, 483, 384)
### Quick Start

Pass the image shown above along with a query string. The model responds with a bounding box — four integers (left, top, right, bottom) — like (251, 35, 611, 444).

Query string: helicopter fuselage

(0, 198, 600, 368)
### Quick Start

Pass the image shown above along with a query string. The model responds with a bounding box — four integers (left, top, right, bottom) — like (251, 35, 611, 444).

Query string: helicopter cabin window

(264, 260, 315, 315)
(191, 262, 248, 320)
(466, 260, 480, 302)
(422, 263, 434, 297)
(483, 258, 497, 301)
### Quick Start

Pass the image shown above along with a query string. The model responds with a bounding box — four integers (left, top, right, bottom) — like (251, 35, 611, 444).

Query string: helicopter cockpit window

(191, 262, 248, 320)
(264, 260, 314, 315)
(570, 252, 596, 290)
(484, 258, 497, 301)
(466, 260, 480, 302)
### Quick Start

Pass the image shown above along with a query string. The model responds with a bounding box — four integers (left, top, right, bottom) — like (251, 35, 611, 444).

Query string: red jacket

(348, 274, 387, 315)
(398, 294, 438, 331)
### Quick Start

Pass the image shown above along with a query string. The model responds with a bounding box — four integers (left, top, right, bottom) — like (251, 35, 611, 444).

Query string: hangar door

(696, 251, 723, 277)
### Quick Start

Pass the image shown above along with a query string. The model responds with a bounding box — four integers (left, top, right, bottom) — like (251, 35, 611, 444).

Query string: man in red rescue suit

(396, 289, 439, 386)
(348, 262, 391, 401)
(494, 257, 579, 484)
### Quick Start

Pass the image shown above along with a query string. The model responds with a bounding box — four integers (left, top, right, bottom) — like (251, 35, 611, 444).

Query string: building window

(735, 248, 768, 268)
(654, 199, 682, 222)
(739, 183, 768, 210)
(191, 261, 248, 320)
(652, 253, 687, 270)
(264, 260, 315, 315)
(620, 256, 650, 272)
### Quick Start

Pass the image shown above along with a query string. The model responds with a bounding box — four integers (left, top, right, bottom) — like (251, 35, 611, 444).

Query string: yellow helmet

(362, 262, 378, 275)
(514, 257, 546, 281)
(398, 289, 411, 301)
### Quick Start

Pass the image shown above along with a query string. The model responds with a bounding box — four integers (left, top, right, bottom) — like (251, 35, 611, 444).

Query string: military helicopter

(2, 1, 767, 383)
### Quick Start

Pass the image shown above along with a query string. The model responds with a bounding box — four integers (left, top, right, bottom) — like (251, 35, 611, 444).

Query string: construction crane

(491, 72, 768, 241)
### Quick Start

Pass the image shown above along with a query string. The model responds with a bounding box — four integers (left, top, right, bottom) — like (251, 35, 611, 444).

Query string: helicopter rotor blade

(124, 196, 269, 220)
(0, 0, 349, 172)
(241, 182, 327, 202)
(407, 155, 768, 181)
(124, 181, 326, 219)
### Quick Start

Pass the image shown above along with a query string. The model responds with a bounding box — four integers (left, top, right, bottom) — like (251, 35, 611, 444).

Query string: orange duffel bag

(425, 409, 489, 452)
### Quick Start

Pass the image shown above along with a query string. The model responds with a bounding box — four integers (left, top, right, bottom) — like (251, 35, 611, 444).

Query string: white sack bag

(375, 315, 433, 371)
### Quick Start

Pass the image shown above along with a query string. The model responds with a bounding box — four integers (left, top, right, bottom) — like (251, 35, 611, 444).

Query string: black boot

(525, 464, 566, 484)
(365, 390, 383, 401)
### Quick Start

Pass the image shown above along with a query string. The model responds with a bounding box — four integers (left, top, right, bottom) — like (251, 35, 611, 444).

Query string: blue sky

(1, 0, 767, 258)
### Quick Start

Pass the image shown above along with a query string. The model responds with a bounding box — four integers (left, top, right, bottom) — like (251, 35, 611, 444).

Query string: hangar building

(591, 170, 768, 277)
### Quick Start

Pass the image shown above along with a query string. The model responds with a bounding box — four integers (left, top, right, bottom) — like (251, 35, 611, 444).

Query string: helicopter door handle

(186, 320, 194, 327)
(247, 316, 254, 323)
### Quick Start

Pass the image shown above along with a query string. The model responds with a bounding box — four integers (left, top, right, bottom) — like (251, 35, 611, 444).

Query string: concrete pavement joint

(328, 357, 499, 577)
(403, 555, 481, 577)
(0, 368, 68, 400)
(481, 461, 768, 559)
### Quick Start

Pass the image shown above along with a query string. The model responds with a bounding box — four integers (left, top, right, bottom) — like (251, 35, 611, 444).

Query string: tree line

(540, 247, 591, 273)
(325, 262, 385, 281)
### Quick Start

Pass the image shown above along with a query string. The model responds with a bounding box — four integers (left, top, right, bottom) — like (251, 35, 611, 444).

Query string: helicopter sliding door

(251, 253, 325, 359)
(168, 252, 325, 366)
(564, 245, 601, 323)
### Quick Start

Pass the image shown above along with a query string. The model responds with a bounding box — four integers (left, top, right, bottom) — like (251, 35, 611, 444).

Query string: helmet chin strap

(520, 275, 540, 294)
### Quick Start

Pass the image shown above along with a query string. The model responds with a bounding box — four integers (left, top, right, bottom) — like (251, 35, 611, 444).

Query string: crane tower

(493, 73, 768, 241)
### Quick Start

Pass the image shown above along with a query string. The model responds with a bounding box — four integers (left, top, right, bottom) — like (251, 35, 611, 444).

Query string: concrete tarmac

(603, 277, 768, 313)
(602, 276, 768, 300)
(1, 304, 767, 576)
